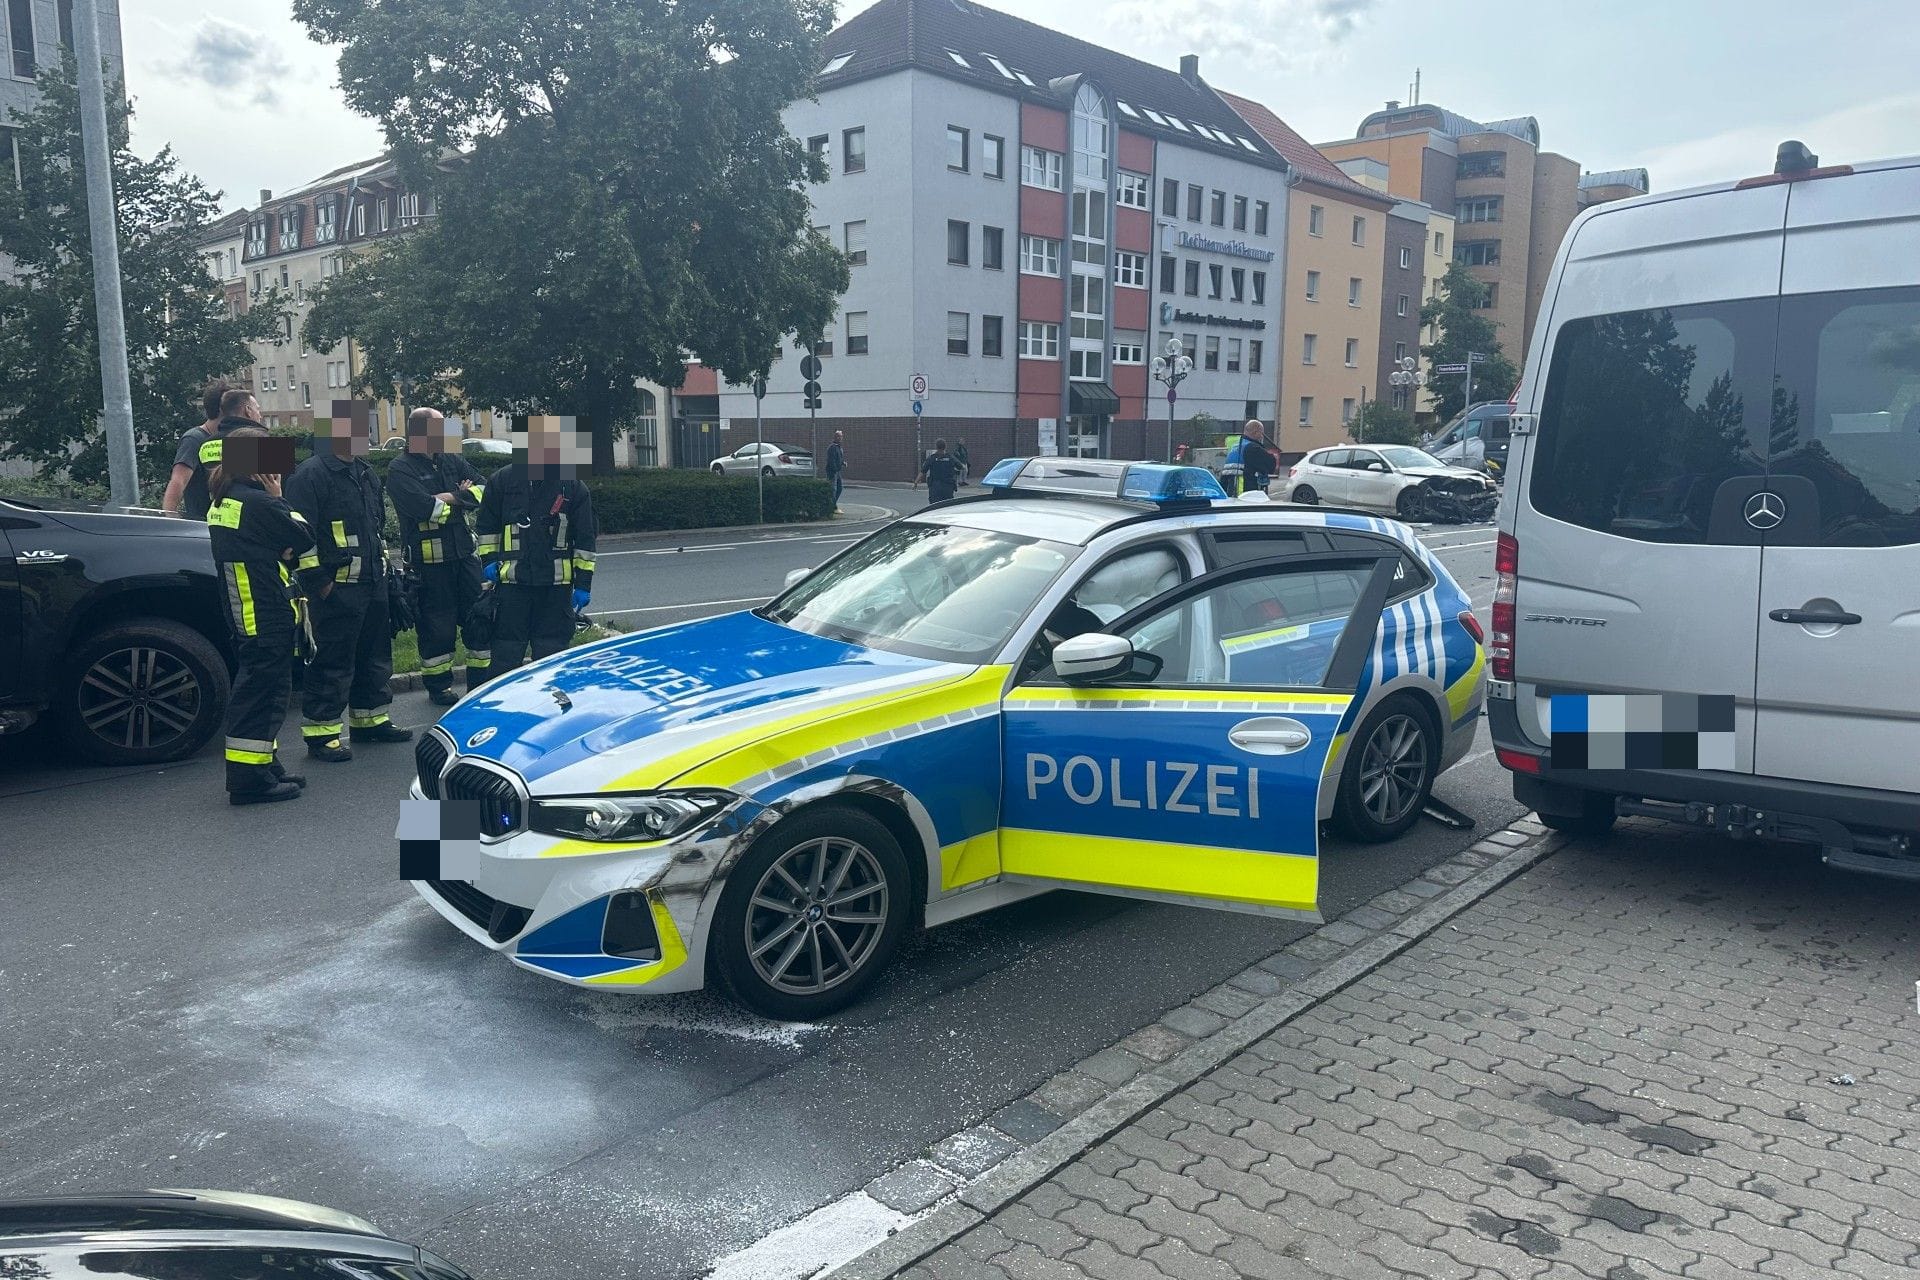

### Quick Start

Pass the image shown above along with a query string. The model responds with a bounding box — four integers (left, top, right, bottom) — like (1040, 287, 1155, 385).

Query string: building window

(845, 220, 867, 266)
(302, 382, 313, 408)
(982, 314, 1004, 357)
(1348, 277, 1362, 306)
(1208, 263, 1224, 300)
(1455, 239, 1501, 266)
(947, 311, 969, 355)
(983, 134, 1005, 179)
(982, 225, 1004, 270)
(1204, 336, 1220, 370)
(1229, 267, 1245, 302)
(813, 334, 833, 357)
(1114, 250, 1147, 289)
(1070, 273, 1106, 344)
(1232, 195, 1248, 231)
(1392, 386, 1410, 410)
(1154, 255, 1175, 295)
(1071, 83, 1109, 182)
(1186, 184, 1203, 222)
(1070, 188, 1108, 265)
(1182, 333, 1198, 361)
(1226, 338, 1242, 373)
(1209, 190, 1226, 226)
(807, 133, 828, 162)
(1302, 333, 1317, 365)
(277, 208, 302, 252)
(1161, 177, 1179, 215)
(1019, 235, 1061, 276)
(1304, 270, 1320, 301)
(842, 310, 869, 355)
(1397, 293, 1410, 317)
(1398, 246, 1412, 269)
(280, 265, 290, 288)
(1250, 271, 1266, 306)
(1254, 200, 1269, 236)
(947, 219, 969, 265)
(1183, 260, 1200, 297)
(1069, 348, 1104, 380)
(1344, 337, 1359, 367)
(1394, 341, 1408, 361)
(1018, 321, 1060, 359)
(1308, 204, 1325, 236)
(1248, 340, 1263, 374)
(1456, 196, 1503, 223)
(1434, 230, 1446, 256)
(947, 125, 969, 172)
(1112, 339, 1144, 365)
(295, 279, 305, 302)
(375, 197, 390, 233)
(1116, 172, 1149, 209)
(1458, 151, 1505, 178)
(843, 128, 866, 172)
(1475, 282, 1501, 309)
(1021, 146, 1062, 190)
(7, 0, 34, 76)
(1342, 398, 1356, 424)
(245, 220, 267, 258)
(1351, 215, 1366, 245)
(315, 199, 338, 244)
(1299, 396, 1313, 426)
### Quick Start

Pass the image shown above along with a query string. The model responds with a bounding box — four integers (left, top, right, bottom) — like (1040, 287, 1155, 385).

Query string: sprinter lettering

(1026, 753, 1260, 819)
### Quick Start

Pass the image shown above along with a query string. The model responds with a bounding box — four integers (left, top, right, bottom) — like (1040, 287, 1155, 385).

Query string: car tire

(711, 805, 911, 1020)
(1333, 693, 1439, 842)
(54, 617, 229, 766)
(1394, 487, 1421, 519)
(762, 466, 776, 479)
(1539, 794, 1618, 837)
(1291, 485, 1318, 504)
(710, 463, 726, 476)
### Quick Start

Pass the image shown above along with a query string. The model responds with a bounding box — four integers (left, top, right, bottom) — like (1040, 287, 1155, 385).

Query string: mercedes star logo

(1744, 491, 1786, 531)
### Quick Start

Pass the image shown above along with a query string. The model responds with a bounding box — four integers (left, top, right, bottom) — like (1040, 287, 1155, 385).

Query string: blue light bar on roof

(980, 458, 1226, 505)
(1121, 464, 1228, 504)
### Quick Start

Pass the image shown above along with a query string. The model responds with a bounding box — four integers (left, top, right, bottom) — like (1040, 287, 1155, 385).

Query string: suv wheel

(54, 618, 229, 766)
(1333, 694, 1439, 842)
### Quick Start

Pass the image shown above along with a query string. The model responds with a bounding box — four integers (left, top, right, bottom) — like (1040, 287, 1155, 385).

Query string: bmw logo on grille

(466, 726, 497, 749)
(1744, 491, 1786, 530)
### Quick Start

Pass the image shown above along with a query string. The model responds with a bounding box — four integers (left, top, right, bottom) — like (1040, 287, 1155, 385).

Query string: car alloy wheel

(744, 835, 890, 996)
(1358, 711, 1429, 828)
(77, 645, 202, 753)
(1292, 484, 1318, 504)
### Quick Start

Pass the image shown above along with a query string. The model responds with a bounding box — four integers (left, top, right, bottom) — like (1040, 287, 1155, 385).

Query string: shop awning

(1069, 382, 1121, 416)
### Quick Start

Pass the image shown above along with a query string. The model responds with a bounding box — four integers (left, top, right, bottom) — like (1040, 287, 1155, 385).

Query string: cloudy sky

(128, 0, 1919, 214)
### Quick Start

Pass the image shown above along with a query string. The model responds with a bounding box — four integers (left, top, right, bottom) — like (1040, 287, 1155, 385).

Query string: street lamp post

(1386, 356, 1428, 442)
(1150, 338, 1195, 463)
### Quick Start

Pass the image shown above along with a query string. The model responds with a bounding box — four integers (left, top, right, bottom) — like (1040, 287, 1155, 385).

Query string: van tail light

(1458, 610, 1484, 645)
(1496, 747, 1542, 775)
(1490, 531, 1518, 682)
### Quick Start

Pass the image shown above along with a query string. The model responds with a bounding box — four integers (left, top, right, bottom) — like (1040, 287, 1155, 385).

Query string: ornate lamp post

(1384, 355, 1428, 444)
(1150, 337, 1195, 463)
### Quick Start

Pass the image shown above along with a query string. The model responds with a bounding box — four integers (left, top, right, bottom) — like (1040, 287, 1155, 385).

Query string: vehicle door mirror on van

(1052, 633, 1135, 683)
(783, 566, 812, 589)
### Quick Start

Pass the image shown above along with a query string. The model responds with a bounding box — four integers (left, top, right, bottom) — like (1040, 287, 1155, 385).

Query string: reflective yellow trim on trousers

(348, 710, 391, 728)
(419, 654, 455, 677)
(232, 564, 257, 634)
(1000, 828, 1317, 913)
(303, 724, 343, 738)
(1446, 646, 1486, 724)
(940, 831, 1002, 891)
(226, 747, 274, 765)
(580, 894, 690, 985)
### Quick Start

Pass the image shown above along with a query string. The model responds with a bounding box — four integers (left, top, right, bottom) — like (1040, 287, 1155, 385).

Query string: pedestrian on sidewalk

(163, 381, 245, 519)
(388, 407, 489, 706)
(476, 415, 598, 674)
(1227, 419, 1277, 496)
(952, 438, 971, 487)
(205, 427, 314, 806)
(825, 430, 847, 511)
(917, 438, 959, 505)
(287, 401, 411, 762)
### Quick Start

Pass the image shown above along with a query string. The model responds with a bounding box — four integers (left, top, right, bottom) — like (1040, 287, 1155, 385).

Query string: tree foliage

(0, 63, 282, 482)
(1419, 260, 1519, 422)
(1352, 400, 1420, 446)
(294, 0, 850, 470)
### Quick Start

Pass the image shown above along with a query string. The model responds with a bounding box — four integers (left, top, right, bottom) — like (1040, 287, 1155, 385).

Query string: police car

(400, 459, 1485, 1018)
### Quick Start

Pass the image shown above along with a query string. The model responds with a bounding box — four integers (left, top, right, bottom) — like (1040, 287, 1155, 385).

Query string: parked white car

(1282, 445, 1497, 521)
(711, 442, 816, 478)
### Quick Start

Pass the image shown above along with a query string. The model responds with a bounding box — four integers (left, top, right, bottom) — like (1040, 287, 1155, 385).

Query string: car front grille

(415, 733, 450, 799)
(443, 761, 525, 838)
(425, 879, 531, 943)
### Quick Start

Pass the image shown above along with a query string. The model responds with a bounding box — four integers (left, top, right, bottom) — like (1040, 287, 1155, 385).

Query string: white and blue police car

(399, 459, 1485, 1018)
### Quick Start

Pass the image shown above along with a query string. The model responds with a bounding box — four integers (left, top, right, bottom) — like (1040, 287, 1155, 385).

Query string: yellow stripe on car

(1446, 645, 1486, 723)
(940, 831, 1002, 891)
(1001, 828, 1318, 914)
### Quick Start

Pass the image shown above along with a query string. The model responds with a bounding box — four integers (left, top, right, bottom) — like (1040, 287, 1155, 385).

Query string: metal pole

(73, 2, 139, 509)
(1165, 387, 1175, 463)
(1465, 353, 1476, 412)
(754, 386, 765, 524)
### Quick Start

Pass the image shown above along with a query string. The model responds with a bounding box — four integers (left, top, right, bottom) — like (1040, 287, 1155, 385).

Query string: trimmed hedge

(590, 470, 833, 531)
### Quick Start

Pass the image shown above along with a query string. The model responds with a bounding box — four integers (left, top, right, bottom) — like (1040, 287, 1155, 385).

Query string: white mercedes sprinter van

(1491, 143, 1920, 880)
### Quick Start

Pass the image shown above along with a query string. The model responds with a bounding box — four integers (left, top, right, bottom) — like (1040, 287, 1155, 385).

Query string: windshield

(1379, 446, 1446, 469)
(763, 521, 1078, 663)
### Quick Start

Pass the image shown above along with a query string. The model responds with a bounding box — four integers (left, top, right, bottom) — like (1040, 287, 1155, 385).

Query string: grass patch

(390, 621, 623, 675)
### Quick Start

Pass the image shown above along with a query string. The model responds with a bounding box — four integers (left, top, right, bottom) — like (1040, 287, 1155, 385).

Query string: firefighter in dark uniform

(387, 407, 489, 705)
(286, 404, 413, 761)
(475, 415, 597, 673)
(205, 427, 316, 805)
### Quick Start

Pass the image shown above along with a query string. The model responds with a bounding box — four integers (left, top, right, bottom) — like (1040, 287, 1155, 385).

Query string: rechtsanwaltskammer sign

(1161, 226, 1277, 263)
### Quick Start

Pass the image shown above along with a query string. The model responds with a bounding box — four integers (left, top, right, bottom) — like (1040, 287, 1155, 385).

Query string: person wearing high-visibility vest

(388, 407, 489, 705)
(475, 416, 598, 674)
(1226, 420, 1278, 496)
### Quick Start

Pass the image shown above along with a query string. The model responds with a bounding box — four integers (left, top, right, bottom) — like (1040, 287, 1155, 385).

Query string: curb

(781, 818, 1566, 1280)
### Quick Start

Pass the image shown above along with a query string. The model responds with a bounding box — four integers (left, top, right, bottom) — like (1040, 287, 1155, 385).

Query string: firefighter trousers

(301, 578, 394, 743)
(225, 629, 296, 794)
(491, 584, 574, 675)
(415, 558, 489, 693)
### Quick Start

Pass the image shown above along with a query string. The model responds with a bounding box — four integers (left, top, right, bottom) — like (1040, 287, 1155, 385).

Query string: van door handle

(1768, 608, 1862, 626)
(1228, 718, 1312, 755)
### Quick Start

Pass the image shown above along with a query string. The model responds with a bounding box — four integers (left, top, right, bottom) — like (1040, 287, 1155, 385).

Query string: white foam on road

(703, 1190, 909, 1280)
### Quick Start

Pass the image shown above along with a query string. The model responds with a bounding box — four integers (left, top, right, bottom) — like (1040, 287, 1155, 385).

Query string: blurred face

(223, 434, 296, 478)
(513, 415, 592, 476)
(320, 400, 374, 458)
(407, 409, 457, 454)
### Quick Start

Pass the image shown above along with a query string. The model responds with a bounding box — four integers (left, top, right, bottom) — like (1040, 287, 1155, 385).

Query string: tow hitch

(1615, 797, 1920, 882)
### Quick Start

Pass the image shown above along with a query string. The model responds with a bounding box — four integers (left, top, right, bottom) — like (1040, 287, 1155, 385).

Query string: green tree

(294, 0, 849, 471)
(1352, 400, 1420, 446)
(0, 63, 282, 485)
(1419, 260, 1519, 422)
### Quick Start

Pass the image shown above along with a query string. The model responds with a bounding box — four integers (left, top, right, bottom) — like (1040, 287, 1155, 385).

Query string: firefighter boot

(307, 735, 354, 763)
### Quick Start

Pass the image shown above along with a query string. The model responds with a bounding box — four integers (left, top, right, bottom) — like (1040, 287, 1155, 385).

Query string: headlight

(529, 791, 733, 843)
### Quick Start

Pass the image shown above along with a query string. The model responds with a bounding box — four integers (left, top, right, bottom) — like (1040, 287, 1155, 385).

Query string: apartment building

(714, 0, 1293, 478)
(2, 0, 121, 273)
(1318, 101, 1648, 367)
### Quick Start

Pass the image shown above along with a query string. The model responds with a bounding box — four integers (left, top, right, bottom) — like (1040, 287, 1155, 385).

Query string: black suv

(0, 496, 231, 765)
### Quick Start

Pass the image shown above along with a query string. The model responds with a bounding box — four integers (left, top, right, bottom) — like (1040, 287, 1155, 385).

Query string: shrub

(588, 470, 832, 532)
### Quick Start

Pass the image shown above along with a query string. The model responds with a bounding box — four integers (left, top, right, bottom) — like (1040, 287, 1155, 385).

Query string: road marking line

(1424, 539, 1495, 551)
(591, 596, 767, 617)
(704, 1191, 907, 1280)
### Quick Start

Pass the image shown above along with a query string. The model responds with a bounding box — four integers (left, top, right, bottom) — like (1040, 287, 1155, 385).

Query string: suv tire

(1333, 693, 1439, 842)
(54, 617, 229, 766)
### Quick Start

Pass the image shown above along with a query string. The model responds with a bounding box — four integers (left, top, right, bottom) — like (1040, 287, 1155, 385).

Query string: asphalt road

(0, 504, 1510, 1280)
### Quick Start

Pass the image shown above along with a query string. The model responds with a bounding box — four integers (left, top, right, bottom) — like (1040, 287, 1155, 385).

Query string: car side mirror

(783, 567, 812, 589)
(1367, 461, 1387, 472)
(1052, 633, 1135, 684)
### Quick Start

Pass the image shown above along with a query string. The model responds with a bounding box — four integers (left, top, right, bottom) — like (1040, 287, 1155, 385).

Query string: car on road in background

(1282, 445, 1499, 522)
(401, 458, 1486, 1018)
(1422, 401, 1514, 476)
(463, 437, 514, 456)
(711, 441, 816, 477)
(0, 1189, 476, 1278)
(0, 496, 230, 765)
(1491, 143, 1920, 881)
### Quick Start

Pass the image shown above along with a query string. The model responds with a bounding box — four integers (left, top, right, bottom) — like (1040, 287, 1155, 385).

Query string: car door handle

(1228, 718, 1312, 755)
(1768, 608, 1862, 626)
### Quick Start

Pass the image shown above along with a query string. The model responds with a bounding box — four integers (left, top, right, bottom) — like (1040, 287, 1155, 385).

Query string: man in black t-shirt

(162, 380, 232, 518)
(917, 438, 959, 505)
